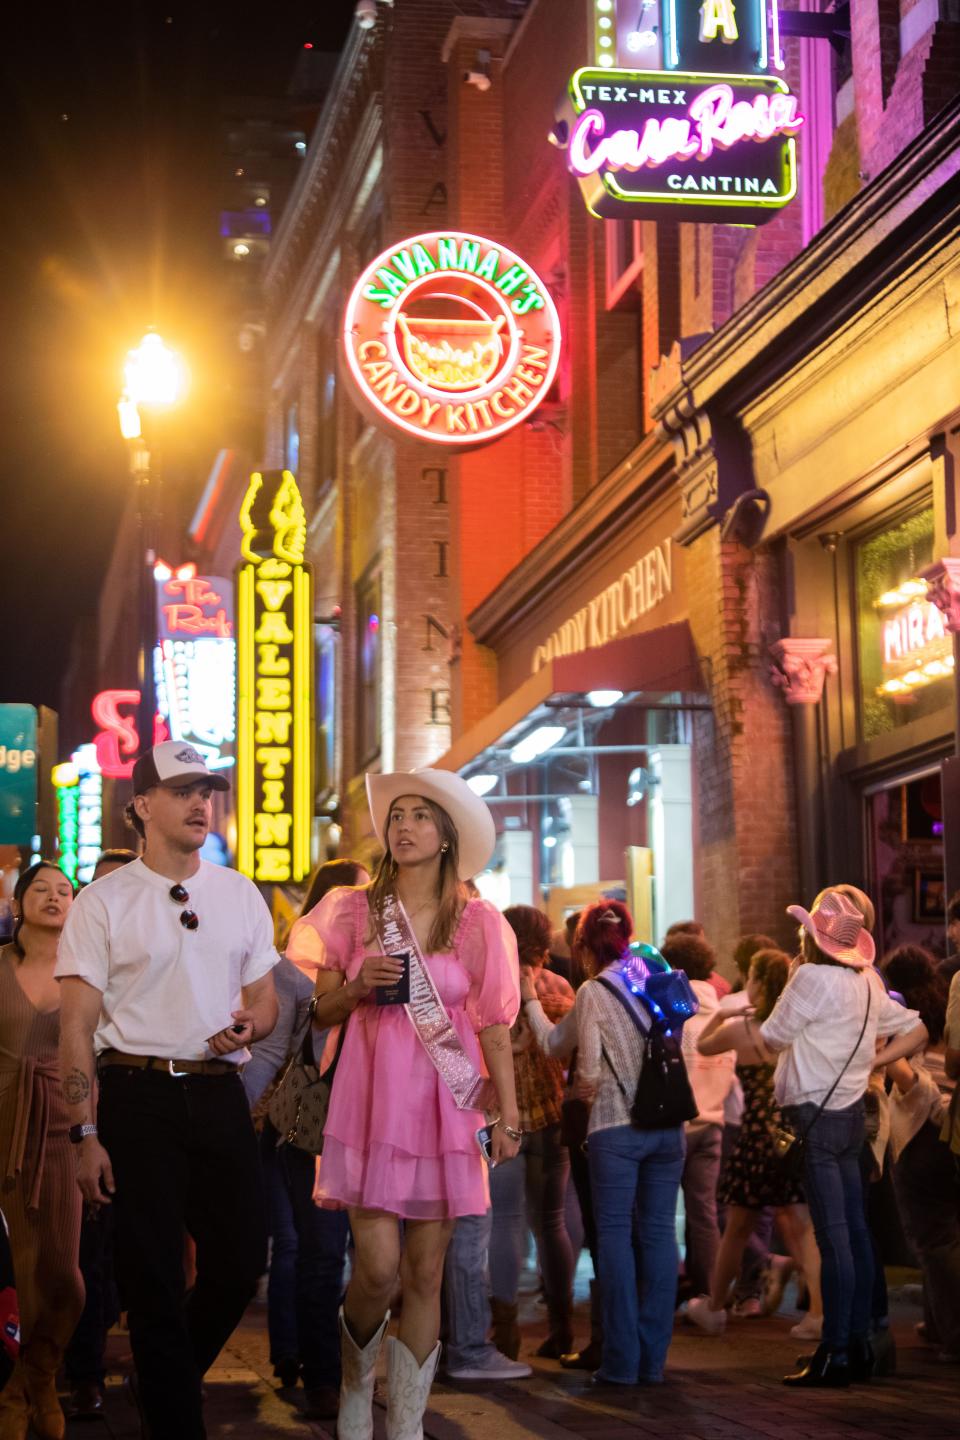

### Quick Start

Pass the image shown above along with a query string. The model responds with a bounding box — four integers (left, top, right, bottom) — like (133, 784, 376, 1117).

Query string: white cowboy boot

(385, 1336, 441, 1440)
(337, 1307, 390, 1440)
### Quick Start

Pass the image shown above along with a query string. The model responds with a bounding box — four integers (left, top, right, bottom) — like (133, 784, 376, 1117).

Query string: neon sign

(52, 763, 79, 885)
(562, 0, 801, 224)
(343, 231, 561, 446)
(155, 570, 236, 772)
(92, 691, 167, 779)
(157, 572, 234, 641)
(236, 470, 313, 885)
(876, 580, 953, 699)
(565, 69, 801, 221)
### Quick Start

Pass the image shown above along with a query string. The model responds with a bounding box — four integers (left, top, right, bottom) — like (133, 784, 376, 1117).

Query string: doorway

(864, 765, 947, 961)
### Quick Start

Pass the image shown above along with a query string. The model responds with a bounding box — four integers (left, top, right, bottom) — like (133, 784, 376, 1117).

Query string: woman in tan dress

(0, 862, 83, 1440)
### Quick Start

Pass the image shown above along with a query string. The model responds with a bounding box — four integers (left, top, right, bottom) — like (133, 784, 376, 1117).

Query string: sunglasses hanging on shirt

(169, 883, 200, 931)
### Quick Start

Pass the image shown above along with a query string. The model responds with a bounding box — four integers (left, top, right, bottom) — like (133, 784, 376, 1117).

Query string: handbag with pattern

(266, 1000, 348, 1154)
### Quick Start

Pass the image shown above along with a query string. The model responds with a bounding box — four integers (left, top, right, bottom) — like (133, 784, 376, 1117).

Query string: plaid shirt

(512, 966, 575, 1132)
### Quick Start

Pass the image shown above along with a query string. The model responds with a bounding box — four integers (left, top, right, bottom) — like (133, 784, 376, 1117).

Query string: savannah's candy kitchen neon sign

(561, 0, 804, 225)
(343, 231, 561, 445)
(236, 470, 313, 885)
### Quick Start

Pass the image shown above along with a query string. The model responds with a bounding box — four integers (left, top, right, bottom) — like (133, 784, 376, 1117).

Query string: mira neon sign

(236, 470, 313, 885)
(344, 231, 561, 445)
(562, 0, 802, 224)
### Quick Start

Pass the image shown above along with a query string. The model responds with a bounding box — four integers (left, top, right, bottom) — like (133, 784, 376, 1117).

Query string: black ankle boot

(847, 1336, 875, 1382)
(783, 1343, 850, 1388)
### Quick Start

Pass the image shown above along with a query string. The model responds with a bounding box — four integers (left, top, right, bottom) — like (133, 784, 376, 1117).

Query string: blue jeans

(443, 1212, 496, 1369)
(784, 1099, 872, 1355)
(589, 1124, 685, 1384)
(489, 1124, 574, 1339)
(261, 1125, 350, 1388)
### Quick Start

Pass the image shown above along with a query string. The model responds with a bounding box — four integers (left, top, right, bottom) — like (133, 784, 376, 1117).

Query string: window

(316, 623, 338, 796)
(605, 219, 643, 308)
(284, 401, 300, 474)
(316, 320, 338, 494)
(855, 506, 951, 742)
(356, 566, 382, 765)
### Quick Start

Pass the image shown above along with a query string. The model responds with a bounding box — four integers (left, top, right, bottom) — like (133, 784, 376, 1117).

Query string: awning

(435, 621, 705, 774)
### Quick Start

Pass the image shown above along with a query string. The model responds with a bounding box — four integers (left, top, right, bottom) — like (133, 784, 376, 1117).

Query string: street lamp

(117, 331, 187, 759)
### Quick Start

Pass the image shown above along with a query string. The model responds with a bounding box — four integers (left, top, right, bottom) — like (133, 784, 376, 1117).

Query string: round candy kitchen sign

(343, 231, 562, 446)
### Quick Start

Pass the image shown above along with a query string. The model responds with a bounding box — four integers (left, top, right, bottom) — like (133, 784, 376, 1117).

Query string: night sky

(0, 1, 355, 711)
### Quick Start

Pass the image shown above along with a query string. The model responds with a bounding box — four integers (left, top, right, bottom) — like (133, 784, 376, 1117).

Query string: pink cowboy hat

(786, 889, 876, 968)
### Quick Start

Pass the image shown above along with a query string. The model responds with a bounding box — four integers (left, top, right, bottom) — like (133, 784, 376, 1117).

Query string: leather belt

(97, 1050, 239, 1078)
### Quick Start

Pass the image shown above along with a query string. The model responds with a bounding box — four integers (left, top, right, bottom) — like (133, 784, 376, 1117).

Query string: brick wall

(686, 529, 799, 966)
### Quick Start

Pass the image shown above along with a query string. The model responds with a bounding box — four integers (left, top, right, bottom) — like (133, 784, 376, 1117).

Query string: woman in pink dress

(286, 769, 521, 1440)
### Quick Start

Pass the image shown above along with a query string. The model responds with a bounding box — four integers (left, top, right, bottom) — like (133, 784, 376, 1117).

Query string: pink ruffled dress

(286, 889, 520, 1220)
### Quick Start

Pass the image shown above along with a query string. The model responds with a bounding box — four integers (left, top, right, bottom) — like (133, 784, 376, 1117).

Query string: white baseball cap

(132, 741, 229, 795)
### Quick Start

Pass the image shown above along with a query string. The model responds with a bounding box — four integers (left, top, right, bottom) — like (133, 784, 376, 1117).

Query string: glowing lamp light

(599, 54, 614, 66)
(233, 243, 251, 257)
(876, 578, 928, 609)
(509, 726, 566, 765)
(543, 834, 558, 848)
(466, 774, 498, 797)
(123, 332, 185, 409)
(117, 397, 142, 440)
(586, 689, 623, 708)
(52, 762, 80, 788)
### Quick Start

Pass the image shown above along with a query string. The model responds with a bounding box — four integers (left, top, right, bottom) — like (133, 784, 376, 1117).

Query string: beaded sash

(377, 893, 494, 1113)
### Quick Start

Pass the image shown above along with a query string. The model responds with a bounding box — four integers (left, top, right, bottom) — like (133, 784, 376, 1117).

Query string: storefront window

(856, 507, 952, 741)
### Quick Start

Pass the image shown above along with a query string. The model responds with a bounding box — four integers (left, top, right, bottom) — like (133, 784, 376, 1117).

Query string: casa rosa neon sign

(343, 231, 562, 446)
(561, 68, 803, 223)
(569, 81, 803, 172)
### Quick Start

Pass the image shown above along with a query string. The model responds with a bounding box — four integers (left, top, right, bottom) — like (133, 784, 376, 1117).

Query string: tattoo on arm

(484, 1031, 509, 1052)
(63, 1068, 91, 1105)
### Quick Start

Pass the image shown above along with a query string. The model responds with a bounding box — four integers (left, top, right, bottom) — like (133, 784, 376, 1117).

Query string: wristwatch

(68, 1123, 98, 1144)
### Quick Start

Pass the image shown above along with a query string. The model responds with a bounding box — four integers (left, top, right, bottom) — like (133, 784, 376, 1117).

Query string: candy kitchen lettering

(532, 542, 673, 672)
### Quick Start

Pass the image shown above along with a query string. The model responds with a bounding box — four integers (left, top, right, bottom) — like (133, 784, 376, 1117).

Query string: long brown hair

(11, 861, 75, 957)
(301, 858, 368, 918)
(366, 795, 466, 953)
(748, 949, 790, 1022)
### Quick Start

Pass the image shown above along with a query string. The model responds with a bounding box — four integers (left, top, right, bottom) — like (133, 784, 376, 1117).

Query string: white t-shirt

(55, 858, 279, 1063)
(760, 963, 920, 1110)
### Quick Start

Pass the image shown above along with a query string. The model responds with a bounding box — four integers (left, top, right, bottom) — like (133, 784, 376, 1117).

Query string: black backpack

(597, 975, 698, 1130)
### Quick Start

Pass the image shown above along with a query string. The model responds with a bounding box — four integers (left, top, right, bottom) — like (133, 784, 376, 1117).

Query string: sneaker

(445, 1348, 533, 1381)
(761, 1255, 795, 1317)
(790, 1314, 823, 1341)
(732, 1296, 763, 1319)
(685, 1296, 726, 1335)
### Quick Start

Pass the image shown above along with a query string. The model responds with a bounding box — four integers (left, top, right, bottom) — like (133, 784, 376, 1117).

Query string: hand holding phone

(476, 1124, 496, 1166)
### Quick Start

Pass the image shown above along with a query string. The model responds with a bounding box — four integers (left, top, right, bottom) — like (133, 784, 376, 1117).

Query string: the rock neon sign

(564, 68, 802, 222)
(343, 231, 561, 446)
(236, 470, 313, 885)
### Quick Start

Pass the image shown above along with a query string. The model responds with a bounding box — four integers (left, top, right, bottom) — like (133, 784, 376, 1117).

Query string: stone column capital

(769, 638, 838, 705)
(920, 557, 960, 635)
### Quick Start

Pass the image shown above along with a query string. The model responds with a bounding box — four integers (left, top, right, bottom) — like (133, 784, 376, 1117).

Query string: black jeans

(260, 1123, 349, 1387)
(98, 1067, 267, 1439)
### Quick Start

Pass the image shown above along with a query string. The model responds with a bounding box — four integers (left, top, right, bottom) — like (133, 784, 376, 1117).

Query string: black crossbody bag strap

(596, 975, 651, 1100)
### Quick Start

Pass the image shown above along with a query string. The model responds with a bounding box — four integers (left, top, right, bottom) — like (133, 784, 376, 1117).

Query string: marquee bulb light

(509, 725, 566, 765)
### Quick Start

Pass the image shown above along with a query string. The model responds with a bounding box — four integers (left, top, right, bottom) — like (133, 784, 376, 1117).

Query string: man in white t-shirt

(56, 742, 279, 1439)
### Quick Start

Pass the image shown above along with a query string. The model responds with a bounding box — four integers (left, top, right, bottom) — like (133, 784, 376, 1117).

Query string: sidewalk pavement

(67, 1277, 958, 1440)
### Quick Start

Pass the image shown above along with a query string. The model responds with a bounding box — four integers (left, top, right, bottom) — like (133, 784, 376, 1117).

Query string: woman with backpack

(566, 902, 688, 1387)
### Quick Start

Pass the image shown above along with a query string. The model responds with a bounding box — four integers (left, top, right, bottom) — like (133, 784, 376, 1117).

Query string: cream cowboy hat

(365, 768, 496, 881)
(786, 888, 876, 969)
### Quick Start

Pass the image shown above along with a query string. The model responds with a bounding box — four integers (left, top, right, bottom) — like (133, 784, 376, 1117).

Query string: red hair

(575, 900, 634, 977)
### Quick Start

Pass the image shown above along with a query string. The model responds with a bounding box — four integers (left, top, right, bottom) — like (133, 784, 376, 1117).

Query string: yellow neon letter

(699, 0, 738, 42)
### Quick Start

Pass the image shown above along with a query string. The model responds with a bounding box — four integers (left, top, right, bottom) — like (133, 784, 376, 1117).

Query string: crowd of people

(0, 738, 958, 1439)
